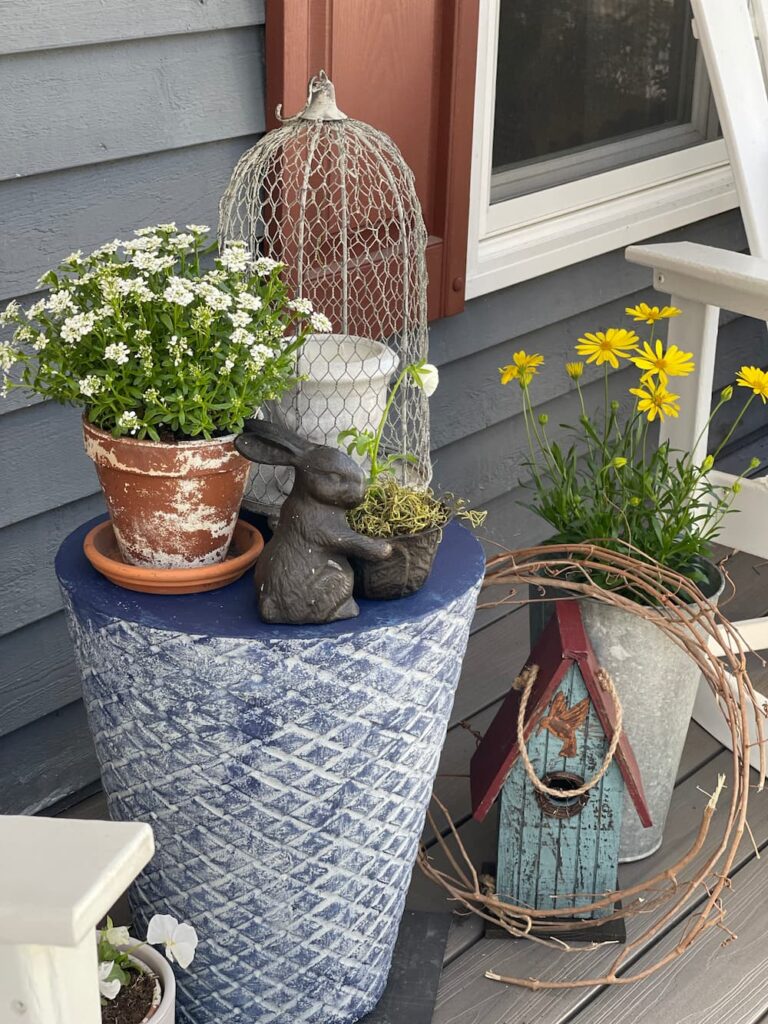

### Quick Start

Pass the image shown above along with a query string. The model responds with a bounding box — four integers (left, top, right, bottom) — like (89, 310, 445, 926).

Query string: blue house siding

(0, 5, 763, 814)
(0, 2, 268, 812)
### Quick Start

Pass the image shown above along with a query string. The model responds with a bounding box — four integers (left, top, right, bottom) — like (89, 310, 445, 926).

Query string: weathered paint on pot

(83, 419, 250, 569)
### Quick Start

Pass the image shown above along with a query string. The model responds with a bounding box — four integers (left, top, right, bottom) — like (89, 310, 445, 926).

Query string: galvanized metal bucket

(531, 557, 723, 861)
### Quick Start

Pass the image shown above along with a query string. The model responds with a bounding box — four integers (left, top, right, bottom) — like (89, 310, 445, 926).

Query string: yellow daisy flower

(565, 361, 584, 380)
(499, 350, 544, 386)
(629, 380, 680, 422)
(625, 302, 682, 325)
(575, 329, 638, 369)
(632, 340, 695, 385)
(736, 365, 768, 403)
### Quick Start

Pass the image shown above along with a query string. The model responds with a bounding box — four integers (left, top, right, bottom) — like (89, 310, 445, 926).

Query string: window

(466, 0, 737, 297)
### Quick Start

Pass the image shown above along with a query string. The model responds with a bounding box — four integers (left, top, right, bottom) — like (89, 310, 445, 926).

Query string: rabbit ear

(236, 420, 314, 466)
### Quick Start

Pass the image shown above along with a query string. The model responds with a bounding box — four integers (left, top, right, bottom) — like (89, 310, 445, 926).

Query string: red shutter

(265, 0, 480, 320)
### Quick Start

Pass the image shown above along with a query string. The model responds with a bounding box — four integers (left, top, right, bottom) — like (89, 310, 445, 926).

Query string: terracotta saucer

(83, 518, 264, 595)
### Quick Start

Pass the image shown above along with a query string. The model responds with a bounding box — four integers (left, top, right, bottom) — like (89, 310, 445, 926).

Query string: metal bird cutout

(539, 692, 590, 759)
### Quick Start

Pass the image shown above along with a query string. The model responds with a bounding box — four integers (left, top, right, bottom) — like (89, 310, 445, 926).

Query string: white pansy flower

(237, 292, 263, 312)
(117, 410, 140, 434)
(163, 277, 195, 307)
(419, 362, 439, 397)
(253, 257, 283, 277)
(61, 311, 97, 344)
(186, 224, 210, 235)
(219, 245, 251, 273)
(98, 962, 121, 1001)
(228, 310, 252, 329)
(309, 312, 332, 333)
(105, 342, 130, 365)
(0, 300, 20, 325)
(147, 915, 198, 969)
(288, 297, 313, 315)
(0, 343, 15, 372)
(46, 291, 75, 315)
(78, 375, 102, 398)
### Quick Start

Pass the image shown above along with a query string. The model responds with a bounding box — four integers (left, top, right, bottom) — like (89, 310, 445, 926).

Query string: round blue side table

(57, 517, 484, 1024)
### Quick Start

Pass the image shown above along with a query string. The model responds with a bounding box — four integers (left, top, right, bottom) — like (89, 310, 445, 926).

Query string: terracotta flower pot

(83, 419, 249, 569)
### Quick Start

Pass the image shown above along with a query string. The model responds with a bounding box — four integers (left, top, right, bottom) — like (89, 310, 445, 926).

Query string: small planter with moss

(340, 362, 485, 600)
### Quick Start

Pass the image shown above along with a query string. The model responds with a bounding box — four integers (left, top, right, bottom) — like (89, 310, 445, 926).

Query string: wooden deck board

(430, 747, 765, 1024)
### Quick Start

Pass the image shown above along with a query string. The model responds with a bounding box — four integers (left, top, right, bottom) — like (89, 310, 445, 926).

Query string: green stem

(712, 393, 755, 460)
(369, 365, 407, 482)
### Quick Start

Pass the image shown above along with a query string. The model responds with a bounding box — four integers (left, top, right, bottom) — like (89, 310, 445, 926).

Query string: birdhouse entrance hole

(535, 771, 590, 819)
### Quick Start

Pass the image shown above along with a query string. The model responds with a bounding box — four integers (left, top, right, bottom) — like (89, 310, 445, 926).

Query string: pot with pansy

(340, 359, 486, 599)
(0, 224, 331, 571)
(97, 913, 197, 1024)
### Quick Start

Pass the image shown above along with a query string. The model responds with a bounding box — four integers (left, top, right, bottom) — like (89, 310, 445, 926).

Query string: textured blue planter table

(57, 517, 484, 1024)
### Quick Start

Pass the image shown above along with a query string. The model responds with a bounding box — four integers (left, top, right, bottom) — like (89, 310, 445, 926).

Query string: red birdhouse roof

(470, 600, 652, 827)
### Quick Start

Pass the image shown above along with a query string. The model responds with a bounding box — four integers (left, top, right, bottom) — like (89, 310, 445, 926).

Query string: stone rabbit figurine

(235, 420, 393, 624)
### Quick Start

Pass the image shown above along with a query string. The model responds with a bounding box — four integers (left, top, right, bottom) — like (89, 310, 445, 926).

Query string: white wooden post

(0, 815, 154, 1024)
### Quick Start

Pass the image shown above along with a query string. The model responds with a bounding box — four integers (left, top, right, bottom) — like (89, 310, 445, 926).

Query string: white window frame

(466, 0, 738, 299)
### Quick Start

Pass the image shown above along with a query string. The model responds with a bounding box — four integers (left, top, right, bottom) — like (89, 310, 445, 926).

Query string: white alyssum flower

(0, 300, 20, 325)
(163, 277, 195, 307)
(131, 251, 176, 274)
(228, 310, 252, 329)
(26, 299, 47, 320)
(14, 325, 33, 343)
(288, 297, 313, 315)
(168, 334, 192, 366)
(78, 375, 102, 398)
(98, 961, 121, 1001)
(123, 236, 163, 253)
(309, 312, 332, 333)
(135, 225, 162, 237)
(0, 343, 16, 372)
(32, 335, 48, 351)
(156, 222, 177, 232)
(248, 344, 272, 372)
(104, 341, 131, 365)
(230, 327, 254, 347)
(237, 292, 263, 312)
(253, 257, 283, 277)
(169, 233, 195, 249)
(91, 239, 121, 257)
(64, 250, 83, 264)
(223, 356, 236, 373)
(61, 311, 97, 344)
(195, 281, 232, 311)
(144, 387, 160, 402)
(117, 410, 140, 434)
(186, 224, 210, 235)
(147, 914, 198, 969)
(219, 245, 251, 273)
(46, 290, 75, 315)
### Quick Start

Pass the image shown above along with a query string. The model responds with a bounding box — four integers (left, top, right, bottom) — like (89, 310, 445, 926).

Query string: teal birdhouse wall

(497, 661, 624, 917)
(470, 600, 652, 923)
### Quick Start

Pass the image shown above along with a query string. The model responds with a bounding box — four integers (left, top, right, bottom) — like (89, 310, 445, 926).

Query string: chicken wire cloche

(219, 70, 431, 516)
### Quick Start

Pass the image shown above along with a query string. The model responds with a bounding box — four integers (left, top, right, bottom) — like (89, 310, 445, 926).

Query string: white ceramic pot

(252, 334, 399, 513)
(103, 941, 176, 1024)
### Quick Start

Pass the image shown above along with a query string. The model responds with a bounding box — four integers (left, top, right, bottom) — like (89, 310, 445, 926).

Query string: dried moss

(348, 478, 486, 538)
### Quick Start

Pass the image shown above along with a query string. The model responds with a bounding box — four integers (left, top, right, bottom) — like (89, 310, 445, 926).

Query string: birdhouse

(470, 601, 652, 922)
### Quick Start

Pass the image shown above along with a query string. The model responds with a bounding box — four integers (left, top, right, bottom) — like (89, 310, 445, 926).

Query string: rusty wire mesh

(219, 72, 430, 515)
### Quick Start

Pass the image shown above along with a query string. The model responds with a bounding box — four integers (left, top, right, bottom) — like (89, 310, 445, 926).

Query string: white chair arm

(626, 242, 768, 320)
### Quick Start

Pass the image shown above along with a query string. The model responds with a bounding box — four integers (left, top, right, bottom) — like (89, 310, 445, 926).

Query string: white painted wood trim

(692, 673, 767, 773)
(465, 0, 737, 297)
(0, 816, 154, 1024)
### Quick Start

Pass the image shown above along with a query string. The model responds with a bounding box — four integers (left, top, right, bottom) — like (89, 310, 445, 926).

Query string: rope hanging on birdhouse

(418, 540, 764, 991)
(516, 664, 624, 799)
